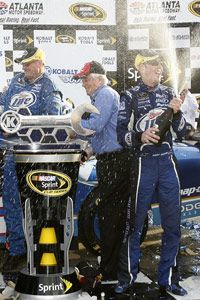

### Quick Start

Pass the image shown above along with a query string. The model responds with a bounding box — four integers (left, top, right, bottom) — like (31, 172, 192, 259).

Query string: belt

(96, 149, 124, 160)
(140, 150, 172, 157)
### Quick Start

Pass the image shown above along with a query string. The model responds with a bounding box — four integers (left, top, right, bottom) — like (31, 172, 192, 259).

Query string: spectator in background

(180, 86, 199, 136)
(115, 50, 187, 299)
(73, 61, 132, 280)
(0, 47, 63, 275)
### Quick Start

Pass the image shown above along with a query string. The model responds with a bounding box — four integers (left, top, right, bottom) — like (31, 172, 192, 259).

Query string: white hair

(91, 73, 108, 85)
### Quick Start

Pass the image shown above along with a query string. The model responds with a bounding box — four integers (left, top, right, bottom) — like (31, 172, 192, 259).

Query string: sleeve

(117, 90, 142, 148)
(172, 110, 186, 140)
(0, 76, 17, 110)
(41, 79, 63, 115)
(167, 86, 186, 140)
(0, 92, 5, 112)
(81, 89, 116, 134)
(187, 92, 199, 111)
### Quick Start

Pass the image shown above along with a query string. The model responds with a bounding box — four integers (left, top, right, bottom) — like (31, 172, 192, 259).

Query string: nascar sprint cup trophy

(0, 103, 98, 300)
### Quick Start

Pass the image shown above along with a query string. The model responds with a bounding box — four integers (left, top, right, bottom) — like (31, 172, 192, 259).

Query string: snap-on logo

(181, 186, 200, 197)
(188, 0, 200, 17)
(69, 3, 106, 23)
(26, 170, 72, 197)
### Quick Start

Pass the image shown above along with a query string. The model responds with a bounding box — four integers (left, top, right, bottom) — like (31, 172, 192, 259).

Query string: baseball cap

(73, 61, 106, 79)
(135, 50, 162, 70)
(14, 47, 45, 64)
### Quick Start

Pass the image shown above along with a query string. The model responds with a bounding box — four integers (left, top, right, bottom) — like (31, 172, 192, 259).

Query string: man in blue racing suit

(0, 47, 63, 274)
(115, 50, 187, 298)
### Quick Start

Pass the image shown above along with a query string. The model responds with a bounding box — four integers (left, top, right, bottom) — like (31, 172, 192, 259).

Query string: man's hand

(141, 127, 160, 144)
(169, 97, 182, 114)
(67, 128, 77, 139)
(80, 145, 93, 164)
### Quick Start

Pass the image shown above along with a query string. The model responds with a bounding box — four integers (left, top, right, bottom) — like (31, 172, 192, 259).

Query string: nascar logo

(69, 3, 106, 23)
(26, 170, 72, 197)
(188, 0, 200, 17)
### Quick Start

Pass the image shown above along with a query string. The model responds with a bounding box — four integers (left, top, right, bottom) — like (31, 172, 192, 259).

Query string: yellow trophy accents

(40, 253, 57, 266)
(39, 227, 57, 244)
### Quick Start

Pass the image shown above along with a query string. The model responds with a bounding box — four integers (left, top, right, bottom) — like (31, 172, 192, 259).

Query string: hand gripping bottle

(155, 107, 173, 144)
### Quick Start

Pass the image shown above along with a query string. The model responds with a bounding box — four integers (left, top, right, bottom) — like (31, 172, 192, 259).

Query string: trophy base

(15, 269, 82, 299)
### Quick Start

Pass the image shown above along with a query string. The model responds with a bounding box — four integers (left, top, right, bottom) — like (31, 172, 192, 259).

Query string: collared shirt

(81, 84, 122, 154)
(181, 91, 199, 129)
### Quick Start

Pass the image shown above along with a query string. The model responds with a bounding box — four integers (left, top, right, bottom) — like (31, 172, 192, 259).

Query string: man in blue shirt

(0, 47, 63, 275)
(73, 61, 132, 279)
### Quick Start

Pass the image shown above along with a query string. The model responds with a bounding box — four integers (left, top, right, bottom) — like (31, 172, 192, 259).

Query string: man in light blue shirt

(73, 61, 132, 279)
(74, 61, 121, 155)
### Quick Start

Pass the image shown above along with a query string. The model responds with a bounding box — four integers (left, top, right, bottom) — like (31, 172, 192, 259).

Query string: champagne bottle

(154, 107, 173, 144)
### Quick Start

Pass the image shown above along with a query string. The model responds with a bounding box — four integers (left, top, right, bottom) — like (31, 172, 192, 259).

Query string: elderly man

(73, 61, 132, 280)
(0, 47, 63, 274)
(115, 50, 187, 299)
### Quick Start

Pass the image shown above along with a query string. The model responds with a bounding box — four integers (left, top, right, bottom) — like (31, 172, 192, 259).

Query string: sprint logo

(38, 278, 72, 294)
(61, 278, 72, 293)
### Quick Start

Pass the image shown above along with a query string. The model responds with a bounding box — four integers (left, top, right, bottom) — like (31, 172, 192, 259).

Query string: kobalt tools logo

(26, 170, 72, 197)
(0, 110, 21, 134)
(189, 0, 200, 17)
(45, 66, 78, 76)
(69, 3, 106, 23)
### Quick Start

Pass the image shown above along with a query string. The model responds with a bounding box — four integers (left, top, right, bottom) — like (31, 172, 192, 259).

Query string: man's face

(22, 60, 43, 81)
(82, 74, 101, 96)
(139, 60, 163, 87)
(180, 89, 188, 102)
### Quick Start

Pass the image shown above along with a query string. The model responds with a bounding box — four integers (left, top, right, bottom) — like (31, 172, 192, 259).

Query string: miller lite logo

(9, 91, 36, 110)
(135, 108, 164, 132)
(0, 110, 21, 134)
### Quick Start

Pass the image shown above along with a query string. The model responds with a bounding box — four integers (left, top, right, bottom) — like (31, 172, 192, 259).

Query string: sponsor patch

(69, 3, 106, 23)
(135, 108, 164, 132)
(188, 0, 200, 17)
(26, 170, 72, 197)
(9, 91, 36, 109)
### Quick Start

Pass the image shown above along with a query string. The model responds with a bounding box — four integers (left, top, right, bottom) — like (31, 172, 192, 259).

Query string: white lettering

(38, 283, 63, 293)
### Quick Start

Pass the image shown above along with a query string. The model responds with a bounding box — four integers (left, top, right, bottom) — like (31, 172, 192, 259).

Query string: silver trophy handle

(0, 102, 99, 136)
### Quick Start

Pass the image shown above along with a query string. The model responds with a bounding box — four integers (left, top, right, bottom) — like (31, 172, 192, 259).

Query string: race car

(76, 132, 200, 255)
